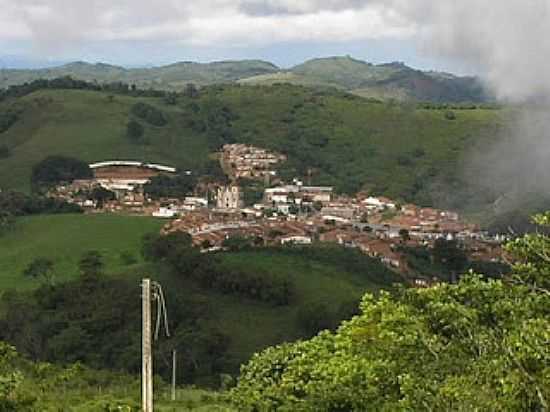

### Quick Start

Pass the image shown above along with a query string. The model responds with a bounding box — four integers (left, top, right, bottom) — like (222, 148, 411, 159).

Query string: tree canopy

(230, 214, 550, 411)
(30, 156, 92, 191)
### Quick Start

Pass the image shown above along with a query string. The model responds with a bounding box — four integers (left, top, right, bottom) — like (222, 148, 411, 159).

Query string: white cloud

(1, 0, 549, 101)
(0, 1, 416, 49)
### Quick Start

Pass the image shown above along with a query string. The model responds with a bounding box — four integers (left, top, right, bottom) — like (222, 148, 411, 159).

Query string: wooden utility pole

(142, 279, 153, 412)
(171, 349, 177, 401)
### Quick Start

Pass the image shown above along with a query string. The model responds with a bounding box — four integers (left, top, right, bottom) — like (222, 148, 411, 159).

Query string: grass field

(0, 213, 397, 376)
(205, 249, 396, 361)
(0, 213, 164, 290)
(0, 85, 507, 213)
(0, 88, 210, 191)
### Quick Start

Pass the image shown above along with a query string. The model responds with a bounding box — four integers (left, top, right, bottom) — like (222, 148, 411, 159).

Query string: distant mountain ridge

(0, 56, 489, 102)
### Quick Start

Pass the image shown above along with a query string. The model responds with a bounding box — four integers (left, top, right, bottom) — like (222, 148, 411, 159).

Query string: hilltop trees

(31, 155, 92, 191)
(230, 215, 550, 411)
(0, 190, 82, 216)
(143, 173, 196, 199)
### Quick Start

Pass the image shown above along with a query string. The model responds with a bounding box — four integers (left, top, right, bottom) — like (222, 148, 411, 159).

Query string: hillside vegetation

(1, 56, 489, 102)
(0, 214, 163, 290)
(0, 83, 505, 213)
(0, 213, 399, 386)
(231, 215, 550, 411)
(0, 342, 233, 411)
(0, 59, 278, 89)
(242, 57, 488, 102)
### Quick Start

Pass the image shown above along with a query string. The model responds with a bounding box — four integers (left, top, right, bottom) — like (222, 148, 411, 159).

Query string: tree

(399, 228, 410, 242)
(142, 232, 193, 262)
(143, 174, 196, 199)
(22, 257, 55, 285)
(0, 342, 35, 411)
(230, 214, 550, 411)
(126, 120, 144, 142)
(0, 211, 15, 236)
(222, 236, 253, 252)
(445, 110, 457, 120)
(90, 186, 116, 208)
(164, 92, 177, 105)
(0, 144, 10, 159)
(183, 83, 199, 99)
(78, 251, 104, 278)
(432, 238, 468, 280)
(31, 156, 92, 191)
(130, 102, 167, 126)
(313, 201, 323, 212)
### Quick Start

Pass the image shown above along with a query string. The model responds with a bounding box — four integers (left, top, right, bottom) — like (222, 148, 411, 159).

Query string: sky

(0, 0, 548, 100)
(0, 0, 478, 73)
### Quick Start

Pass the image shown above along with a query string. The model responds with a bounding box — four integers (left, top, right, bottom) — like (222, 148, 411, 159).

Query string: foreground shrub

(231, 214, 550, 411)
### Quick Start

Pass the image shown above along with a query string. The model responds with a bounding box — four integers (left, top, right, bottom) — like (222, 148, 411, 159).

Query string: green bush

(0, 144, 10, 159)
(130, 102, 167, 126)
(230, 221, 550, 411)
(125, 119, 144, 142)
(31, 155, 92, 190)
(0, 111, 18, 133)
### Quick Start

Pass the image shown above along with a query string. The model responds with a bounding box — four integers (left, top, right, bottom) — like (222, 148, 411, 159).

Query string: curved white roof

(89, 161, 176, 173)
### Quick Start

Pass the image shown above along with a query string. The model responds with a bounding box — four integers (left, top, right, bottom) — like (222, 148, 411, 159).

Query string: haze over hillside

(0, 56, 489, 103)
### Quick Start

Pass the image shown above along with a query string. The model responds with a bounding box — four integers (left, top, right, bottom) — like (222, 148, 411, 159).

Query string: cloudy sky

(0, 0, 472, 72)
(0, 0, 549, 98)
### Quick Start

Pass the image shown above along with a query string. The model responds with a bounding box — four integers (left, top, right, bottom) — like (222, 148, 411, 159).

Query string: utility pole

(171, 349, 177, 401)
(142, 279, 153, 412)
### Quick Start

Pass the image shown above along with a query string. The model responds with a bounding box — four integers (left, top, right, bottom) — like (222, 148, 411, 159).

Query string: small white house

(280, 236, 312, 245)
(152, 207, 178, 218)
(362, 196, 396, 210)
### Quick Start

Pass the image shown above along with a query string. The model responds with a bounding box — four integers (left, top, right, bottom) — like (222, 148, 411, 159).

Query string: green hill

(0, 83, 505, 212)
(0, 214, 164, 290)
(0, 213, 399, 385)
(242, 56, 489, 102)
(1, 56, 489, 103)
(0, 59, 279, 89)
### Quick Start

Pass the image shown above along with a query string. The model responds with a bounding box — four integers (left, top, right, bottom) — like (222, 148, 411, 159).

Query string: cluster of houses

(221, 143, 286, 181)
(160, 180, 504, 276)
(48, 156, 505, 279)
(50, 160, 181, 213)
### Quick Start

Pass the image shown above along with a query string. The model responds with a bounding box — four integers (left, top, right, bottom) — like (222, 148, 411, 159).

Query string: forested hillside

(0, 214, 400, 387)
(0, 80, 505, 214)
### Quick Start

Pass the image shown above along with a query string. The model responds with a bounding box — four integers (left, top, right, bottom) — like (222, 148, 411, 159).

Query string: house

(264, 184, 333, 205)
(280, 236, 312, 245)
(362, 196, 396, 210)
(183, 197, 208, 211)
(321, 205, 356, 220)
(152, 207, 178, 218)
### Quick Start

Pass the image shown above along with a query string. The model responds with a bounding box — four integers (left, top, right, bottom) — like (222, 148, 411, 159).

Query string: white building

(217, 186, 244, 210)
(362, 196, 396, 210)
(153, 207, 178, 218)
(280, 236, 312, 245)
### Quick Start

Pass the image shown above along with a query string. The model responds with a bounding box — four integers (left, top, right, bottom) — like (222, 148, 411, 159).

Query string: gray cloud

(238, 0, 371, 16)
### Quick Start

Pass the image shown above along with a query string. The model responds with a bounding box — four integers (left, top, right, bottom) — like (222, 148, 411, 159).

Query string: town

(49, 144, 505, 284)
